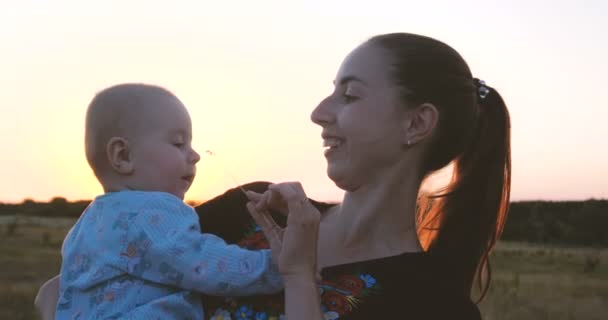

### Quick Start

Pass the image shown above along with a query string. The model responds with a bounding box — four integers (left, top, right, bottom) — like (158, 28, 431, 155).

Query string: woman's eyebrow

(333, 75, 366, 86)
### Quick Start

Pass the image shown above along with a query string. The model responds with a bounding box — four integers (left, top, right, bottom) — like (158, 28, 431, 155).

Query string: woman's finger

(268, 183, 311, 217)
(245, 190, 263, 202)
(256, 190, 271, 212)
(265, 189, 289, 215)
(246, 202, 270, 229)
(269, 183, 298, 202)
(246, 202, 282, 235)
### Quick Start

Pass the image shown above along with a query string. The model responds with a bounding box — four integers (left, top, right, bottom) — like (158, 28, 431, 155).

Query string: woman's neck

(319, 165, 424, 267)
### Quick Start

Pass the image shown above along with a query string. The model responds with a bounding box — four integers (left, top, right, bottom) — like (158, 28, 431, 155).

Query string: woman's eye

(343, 93, 358, 103)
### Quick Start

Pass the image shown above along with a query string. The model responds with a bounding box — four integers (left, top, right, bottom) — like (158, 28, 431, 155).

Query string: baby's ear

(106, 137, 134, 174)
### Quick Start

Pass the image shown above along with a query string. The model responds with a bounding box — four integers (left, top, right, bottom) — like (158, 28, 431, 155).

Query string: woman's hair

(368, 33, 511, 301)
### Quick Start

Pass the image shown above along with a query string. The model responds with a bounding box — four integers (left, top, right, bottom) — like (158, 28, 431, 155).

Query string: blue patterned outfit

(56, 191, 282, 319)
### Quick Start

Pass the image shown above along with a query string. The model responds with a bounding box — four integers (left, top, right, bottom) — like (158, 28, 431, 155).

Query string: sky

(1, 0, 607, 203)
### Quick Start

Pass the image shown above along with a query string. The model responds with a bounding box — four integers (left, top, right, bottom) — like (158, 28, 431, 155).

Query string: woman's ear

(402, 102, 439, 147)
(106, 137, 134, 175)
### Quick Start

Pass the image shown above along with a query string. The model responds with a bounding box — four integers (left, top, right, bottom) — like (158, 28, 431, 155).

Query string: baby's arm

(122, 194, 282, 296)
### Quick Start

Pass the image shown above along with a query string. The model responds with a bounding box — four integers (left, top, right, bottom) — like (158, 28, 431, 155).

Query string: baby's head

(85, 83, 200, 200)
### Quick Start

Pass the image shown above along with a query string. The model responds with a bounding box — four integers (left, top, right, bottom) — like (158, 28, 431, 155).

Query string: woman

(36, 32, 510, 319)
(198, 32, 511, 319)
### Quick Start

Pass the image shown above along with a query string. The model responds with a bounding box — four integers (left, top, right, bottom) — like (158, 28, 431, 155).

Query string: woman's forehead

(335, 43, 393, 87)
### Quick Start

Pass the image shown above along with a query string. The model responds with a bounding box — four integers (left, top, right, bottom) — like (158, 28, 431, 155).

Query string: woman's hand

(246, 182, 321, 279)
(247, 182, 324, 320)
(246, 186, 288, 215)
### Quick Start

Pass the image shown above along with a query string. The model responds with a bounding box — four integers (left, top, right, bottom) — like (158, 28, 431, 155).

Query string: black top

(196, 182, 481, 320)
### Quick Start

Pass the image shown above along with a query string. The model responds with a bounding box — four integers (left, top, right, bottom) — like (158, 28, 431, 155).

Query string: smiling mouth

(323, 137, 344, 152)
(182, 175, 195, 183)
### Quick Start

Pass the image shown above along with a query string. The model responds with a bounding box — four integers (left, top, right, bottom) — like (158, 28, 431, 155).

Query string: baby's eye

(173, 142, 185, 148)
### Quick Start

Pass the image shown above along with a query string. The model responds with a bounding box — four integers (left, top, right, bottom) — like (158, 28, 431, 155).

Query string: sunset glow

(1, 0, 607, 203)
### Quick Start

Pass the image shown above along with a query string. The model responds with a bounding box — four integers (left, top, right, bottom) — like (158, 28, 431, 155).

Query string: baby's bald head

(85, 83, 184, 181)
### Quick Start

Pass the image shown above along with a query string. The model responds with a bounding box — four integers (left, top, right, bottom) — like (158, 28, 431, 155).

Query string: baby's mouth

(182, 175, 195, 183)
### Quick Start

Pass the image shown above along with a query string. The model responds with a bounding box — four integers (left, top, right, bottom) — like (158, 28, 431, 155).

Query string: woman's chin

(327, 166, 359, 192)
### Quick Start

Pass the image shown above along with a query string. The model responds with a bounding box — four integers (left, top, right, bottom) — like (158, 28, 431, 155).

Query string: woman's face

(310, 43, 409, 191)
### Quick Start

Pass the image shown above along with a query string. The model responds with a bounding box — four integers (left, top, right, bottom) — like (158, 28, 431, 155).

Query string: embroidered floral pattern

(323, 311, 340, 320)
(318, 273, 378, 316)
(238, 225, 270, 250)
(210, 308, 231, 320)
(204, 224, 381, 319)
(234, 305, 254, 320)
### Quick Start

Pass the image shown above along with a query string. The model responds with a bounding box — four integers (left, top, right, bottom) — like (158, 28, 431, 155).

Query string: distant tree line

(501, 200, 607, 247)
(0, 197, 90, 218)
(1, 198, 606, 247)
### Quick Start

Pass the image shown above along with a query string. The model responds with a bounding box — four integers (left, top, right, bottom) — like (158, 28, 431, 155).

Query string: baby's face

(128, 97, 201, 199)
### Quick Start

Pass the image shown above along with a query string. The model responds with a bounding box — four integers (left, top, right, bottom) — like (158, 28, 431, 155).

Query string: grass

(478, 242, 608, 319)
(0, 219, 67, 320)
(1, 217, 606, 319)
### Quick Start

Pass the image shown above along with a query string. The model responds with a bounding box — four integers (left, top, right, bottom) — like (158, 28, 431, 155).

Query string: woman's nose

(310, 96, 335, 127)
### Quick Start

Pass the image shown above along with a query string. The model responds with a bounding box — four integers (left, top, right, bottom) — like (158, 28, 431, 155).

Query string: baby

(55, 84, 282, 319)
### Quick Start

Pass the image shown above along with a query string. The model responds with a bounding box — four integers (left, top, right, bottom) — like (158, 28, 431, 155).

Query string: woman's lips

(323, 137, 344, 156)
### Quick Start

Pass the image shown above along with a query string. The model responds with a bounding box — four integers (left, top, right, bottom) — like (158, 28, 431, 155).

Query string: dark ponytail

(418, 84, 511, 300)
(369, 33, 511, 301)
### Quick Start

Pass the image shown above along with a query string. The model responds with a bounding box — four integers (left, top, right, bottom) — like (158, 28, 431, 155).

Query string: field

(0, 216, 606, 320)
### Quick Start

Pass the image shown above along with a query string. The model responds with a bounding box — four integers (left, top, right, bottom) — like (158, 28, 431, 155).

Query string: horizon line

(1, 196, 607, 205)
